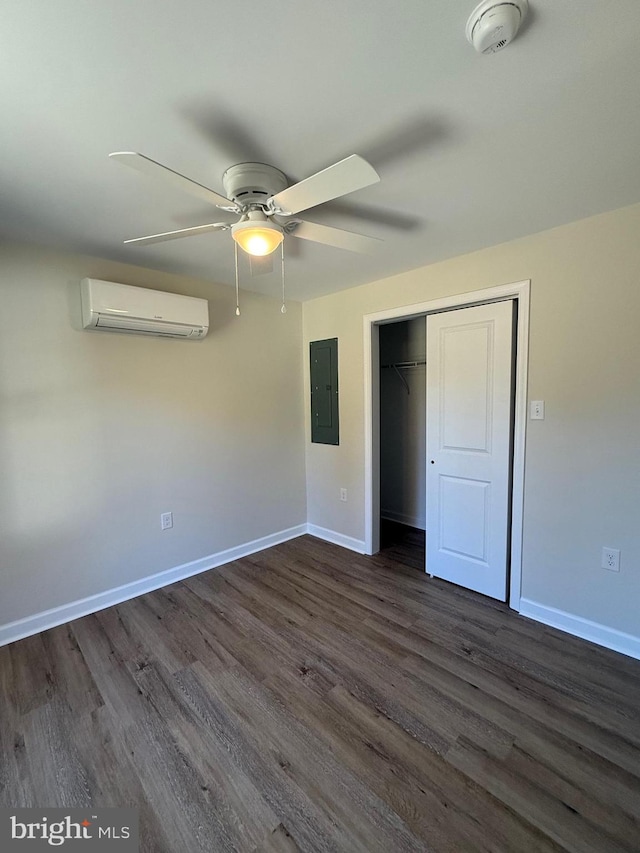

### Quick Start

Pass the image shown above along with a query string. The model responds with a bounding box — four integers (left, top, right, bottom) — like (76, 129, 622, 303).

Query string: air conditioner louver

(95, 316, 199, 337)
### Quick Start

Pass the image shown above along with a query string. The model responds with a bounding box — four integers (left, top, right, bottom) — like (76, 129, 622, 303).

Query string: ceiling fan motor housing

(222, 162, 288, 208)
(466, 0, 528, 54)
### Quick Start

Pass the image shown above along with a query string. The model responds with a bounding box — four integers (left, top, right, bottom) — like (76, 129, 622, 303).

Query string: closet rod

(380, 359, 426, 369)
(381, 359, 426, 394)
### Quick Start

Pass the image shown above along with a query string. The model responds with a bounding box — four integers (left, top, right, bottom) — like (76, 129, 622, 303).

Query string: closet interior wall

(379, 317, 426, 531)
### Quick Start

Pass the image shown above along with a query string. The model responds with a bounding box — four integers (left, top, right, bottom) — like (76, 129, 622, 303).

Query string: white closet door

(426, 301, 513, 601)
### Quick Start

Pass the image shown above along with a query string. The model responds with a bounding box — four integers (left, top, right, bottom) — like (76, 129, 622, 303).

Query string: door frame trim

(363, 279, 530, 610)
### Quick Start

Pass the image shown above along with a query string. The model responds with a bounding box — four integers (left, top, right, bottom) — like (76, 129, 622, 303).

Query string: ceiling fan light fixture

(231, 213, 284, 256)
(112, 152, 382, 264)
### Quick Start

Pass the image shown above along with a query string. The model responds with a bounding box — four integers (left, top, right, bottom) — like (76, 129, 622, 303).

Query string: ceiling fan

(109, 152, 383, 258)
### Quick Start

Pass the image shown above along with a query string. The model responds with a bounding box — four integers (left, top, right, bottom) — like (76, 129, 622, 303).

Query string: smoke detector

(466, 0, 529, 54)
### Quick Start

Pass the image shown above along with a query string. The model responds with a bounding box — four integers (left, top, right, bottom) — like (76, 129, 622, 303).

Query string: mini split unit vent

(80, 279, 209, 339)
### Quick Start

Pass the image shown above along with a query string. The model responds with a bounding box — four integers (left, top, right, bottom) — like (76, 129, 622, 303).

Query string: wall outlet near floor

(601, 547, 620, 572)
(160, 511, 173, 530)
(340, 488, 348, 502)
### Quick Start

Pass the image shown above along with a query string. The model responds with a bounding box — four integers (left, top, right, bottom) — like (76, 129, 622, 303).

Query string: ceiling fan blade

(270, 155, 379, 215)
(289, 220, 382, 253)
(110, 152, 239, 210)
(123, 222, 229, 246)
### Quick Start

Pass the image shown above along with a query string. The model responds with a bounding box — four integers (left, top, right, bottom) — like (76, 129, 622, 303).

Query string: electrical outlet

(601, 547, 620, 572)
(340, 488, 348, 502)
(161, 511, 173, 530)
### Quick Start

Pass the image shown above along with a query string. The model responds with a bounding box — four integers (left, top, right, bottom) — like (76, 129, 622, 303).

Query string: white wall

(0, 241, 306, 627)
(303, 203, 640, 640)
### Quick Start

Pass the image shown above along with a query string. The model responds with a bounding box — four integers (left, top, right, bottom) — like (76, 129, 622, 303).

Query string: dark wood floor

(379, 518, 425, 569)
(1, 536, 639, 852)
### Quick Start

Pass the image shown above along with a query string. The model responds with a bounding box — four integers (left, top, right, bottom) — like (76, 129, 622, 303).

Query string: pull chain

(234, 242, 241, 316)
(280, 241, 287, 314)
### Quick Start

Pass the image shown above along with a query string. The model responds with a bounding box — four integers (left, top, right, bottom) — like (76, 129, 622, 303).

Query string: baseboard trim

(380, 510, 426, 530)
(519, 598, 640, 661)
(306, 524, 366, 554)
(0, 524, 307, 648)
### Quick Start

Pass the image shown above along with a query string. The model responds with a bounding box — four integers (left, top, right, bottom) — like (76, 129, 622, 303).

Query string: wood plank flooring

(1, 535, 639, 851)
(380, 519, 425, 570)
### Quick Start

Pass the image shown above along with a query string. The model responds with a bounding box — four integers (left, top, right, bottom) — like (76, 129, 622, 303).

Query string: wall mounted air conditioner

(80, 279, 209, 339)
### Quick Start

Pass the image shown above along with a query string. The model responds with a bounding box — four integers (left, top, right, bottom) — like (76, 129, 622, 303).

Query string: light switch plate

(530, 400, 545, 420)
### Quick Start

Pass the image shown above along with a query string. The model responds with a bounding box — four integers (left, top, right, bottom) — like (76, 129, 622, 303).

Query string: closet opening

(363, 279, 530, 609)
(378, 316, 426, 571)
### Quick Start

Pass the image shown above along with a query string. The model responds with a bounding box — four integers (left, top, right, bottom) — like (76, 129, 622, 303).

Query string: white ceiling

(1, 1, 639, 301)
